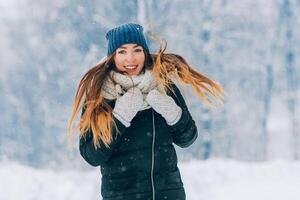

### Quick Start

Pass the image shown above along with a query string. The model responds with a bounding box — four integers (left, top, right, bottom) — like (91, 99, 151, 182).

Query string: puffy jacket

(79, 84, 198, 200)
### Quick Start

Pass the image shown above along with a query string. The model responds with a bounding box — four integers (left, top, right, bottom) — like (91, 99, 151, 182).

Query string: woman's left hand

(146, 89, 182, 125)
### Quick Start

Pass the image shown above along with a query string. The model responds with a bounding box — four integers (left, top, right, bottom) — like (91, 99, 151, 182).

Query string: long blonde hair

(67, 41, 225, 148)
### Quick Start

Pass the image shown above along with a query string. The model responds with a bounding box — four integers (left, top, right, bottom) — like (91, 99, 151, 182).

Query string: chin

(128, 68, 143, 76)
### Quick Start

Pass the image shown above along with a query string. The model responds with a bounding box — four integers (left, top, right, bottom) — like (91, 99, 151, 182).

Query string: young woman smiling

(68, 23, 225, 200)
(114, 44, 145, 76)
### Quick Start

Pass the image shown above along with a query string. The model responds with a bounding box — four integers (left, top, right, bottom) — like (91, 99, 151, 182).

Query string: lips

(124, 65, 138, 70)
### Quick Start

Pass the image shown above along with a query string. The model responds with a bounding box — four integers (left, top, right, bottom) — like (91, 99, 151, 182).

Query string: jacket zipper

(151, 109, 156, 200)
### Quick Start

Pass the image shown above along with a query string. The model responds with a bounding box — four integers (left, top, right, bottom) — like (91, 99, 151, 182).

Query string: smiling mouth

(124, 65, 138, 70)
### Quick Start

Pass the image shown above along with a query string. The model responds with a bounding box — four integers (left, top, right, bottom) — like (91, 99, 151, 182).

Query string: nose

(125, 52, 135, 63)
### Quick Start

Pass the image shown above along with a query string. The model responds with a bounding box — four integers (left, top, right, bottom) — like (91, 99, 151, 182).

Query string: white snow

(181, 159, 300, 200)
(1, 159, 300, 200)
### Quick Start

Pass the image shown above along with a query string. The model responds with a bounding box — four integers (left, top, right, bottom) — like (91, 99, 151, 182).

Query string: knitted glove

(146, 89, 182, 125)
(112, 87, 143, 127)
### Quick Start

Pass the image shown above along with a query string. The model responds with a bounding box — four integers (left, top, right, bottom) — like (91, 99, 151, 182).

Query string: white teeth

(125, 65, 137, 69)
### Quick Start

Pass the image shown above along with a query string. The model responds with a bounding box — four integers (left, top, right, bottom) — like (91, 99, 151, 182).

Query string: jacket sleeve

(79, 101, 127, 167)
(167, 84, 198, 148)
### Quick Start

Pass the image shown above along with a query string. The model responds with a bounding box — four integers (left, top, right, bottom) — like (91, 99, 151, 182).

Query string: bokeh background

(1, 0, 300, 199)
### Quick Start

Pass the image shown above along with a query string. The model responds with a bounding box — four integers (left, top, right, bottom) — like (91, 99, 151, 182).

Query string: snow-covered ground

(1, 159, 300, 200)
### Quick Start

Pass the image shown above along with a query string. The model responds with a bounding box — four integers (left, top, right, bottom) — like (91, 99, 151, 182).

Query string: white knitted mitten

(146, 89, 182, 125)
(112, 87, 144, 127)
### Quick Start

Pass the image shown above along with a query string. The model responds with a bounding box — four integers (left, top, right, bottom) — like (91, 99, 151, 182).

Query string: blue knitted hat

(106, 23, 149, 56)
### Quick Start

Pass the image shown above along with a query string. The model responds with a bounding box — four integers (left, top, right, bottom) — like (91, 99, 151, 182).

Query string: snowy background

(1, 0, 300, 199)
(1, 159, 300, 200)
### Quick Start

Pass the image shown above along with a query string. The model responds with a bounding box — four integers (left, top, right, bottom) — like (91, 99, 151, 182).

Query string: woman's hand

(146, 89, 182, 125)
(112, 87, 143, 127)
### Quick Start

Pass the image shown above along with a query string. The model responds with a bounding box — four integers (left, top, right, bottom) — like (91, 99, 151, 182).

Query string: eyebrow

(118, 44, 141, 49)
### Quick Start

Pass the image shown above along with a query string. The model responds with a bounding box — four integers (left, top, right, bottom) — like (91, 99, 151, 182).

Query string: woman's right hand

(112, 87, 143, 127)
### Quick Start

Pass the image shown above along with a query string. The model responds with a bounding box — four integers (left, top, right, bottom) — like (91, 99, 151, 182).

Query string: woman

(68, 23, 225, 200)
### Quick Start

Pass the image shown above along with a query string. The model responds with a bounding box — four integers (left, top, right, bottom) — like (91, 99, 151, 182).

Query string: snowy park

(1, 159, 300, 200)
(1, 0, 300, 200)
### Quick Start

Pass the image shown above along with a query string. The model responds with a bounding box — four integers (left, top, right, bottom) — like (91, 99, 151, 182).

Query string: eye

(134, 48, 143, 52)
(117, 50, 126, 54)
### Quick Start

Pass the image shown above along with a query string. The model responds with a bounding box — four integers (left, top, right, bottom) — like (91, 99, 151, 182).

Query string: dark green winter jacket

(79, 84, 198, 200)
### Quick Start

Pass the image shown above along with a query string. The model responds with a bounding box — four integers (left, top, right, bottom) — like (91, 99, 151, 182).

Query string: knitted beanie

(106, 23, 149, 56)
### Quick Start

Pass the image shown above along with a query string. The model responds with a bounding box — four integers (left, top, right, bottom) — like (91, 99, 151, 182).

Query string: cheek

(138, 55, 146, 65)
(114, 57, 124, 69)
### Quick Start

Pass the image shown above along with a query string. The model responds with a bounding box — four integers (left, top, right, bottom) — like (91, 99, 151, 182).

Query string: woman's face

(113, 43, 145, 76)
